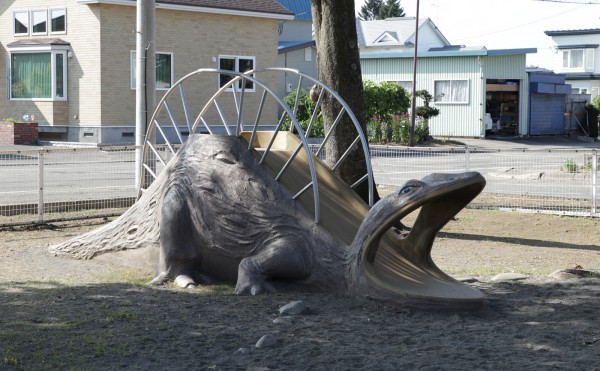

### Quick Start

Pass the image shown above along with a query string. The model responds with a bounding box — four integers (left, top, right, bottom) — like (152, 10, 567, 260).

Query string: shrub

(281, 88, 325, 137)
(363, 81, 411, 125)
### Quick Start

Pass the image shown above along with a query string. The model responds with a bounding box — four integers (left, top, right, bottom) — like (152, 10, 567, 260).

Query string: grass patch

(98, 269, 153, 285)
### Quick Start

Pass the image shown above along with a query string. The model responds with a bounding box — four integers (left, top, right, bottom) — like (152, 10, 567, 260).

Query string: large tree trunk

(311, 0, 379, 203)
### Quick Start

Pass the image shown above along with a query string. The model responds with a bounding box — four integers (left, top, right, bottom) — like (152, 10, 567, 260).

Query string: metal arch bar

(275, 143, 303, 181)
(316, 108, 346, 157)
(179, 84, 193, 133)
(189, 72, 244, 133)
(250, 67, 375, 207)
(164, 101, 184, 144)
(249, 89, 268, 150)
(154, 121, 175, 154)
(350, 173, 368, 189)
(331, 135, 361, 172)
(290, 75, 304, 132)
(200, 117, 214, 135)
(259, 111, 287, 165)
(293, 181, 313, 200)
(143, 163, 158, 180)
(213, 100, 232, 136)
(147, 142, 167, 166)
(235, 79, 246, 136)
(305, 87, 325, 138)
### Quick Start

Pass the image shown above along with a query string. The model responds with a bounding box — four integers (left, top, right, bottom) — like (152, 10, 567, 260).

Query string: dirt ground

(1, 208, 599, 370)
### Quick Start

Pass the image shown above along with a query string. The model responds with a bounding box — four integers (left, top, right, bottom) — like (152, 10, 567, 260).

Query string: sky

(354, 0, 600, 69)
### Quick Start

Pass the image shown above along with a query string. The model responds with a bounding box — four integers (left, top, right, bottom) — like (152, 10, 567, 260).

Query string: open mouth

(358, 172, 486, 309)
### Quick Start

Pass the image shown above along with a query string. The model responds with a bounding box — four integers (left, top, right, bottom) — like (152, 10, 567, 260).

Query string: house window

(130, 51, 173, 90)
(10, 50, 68, 100)
(218, 56, 255, 91)
(563, 50, 584, 69)
(304, 47, 312, 62)
(14, 11, 29, 36)
(562, 49, 594, 70)
(31, 10, 47, 35)
(50, 8, 66, 34)
(434, 80, 469, 103)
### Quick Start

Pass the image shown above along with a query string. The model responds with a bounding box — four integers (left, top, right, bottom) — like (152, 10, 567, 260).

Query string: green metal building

(361, 47, 537, 138)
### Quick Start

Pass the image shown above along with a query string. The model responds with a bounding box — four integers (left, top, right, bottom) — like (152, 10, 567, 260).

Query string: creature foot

(175, 275, 197, 288)
(235, 277, 276, 296)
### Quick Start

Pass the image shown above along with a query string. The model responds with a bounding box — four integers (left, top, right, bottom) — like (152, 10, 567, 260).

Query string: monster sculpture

(51, 131, 486, 310)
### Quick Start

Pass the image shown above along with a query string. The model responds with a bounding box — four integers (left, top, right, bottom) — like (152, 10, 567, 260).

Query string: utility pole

(409, 0, 420, 147)
(135, 0, 156, 187)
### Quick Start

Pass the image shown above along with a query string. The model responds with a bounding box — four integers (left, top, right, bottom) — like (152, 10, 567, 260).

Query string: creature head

(347, 172, 486, 310)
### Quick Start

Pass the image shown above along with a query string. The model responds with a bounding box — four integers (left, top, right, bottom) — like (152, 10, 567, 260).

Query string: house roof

(545, 28, 600, 36)
(361, 46, 537, 59)
(7, 38, 71, 48)
(278, 40, 315, 54)
(276, 0, 311, 20)
(77, 0, 294, 20)
(356, 17, 450, 48)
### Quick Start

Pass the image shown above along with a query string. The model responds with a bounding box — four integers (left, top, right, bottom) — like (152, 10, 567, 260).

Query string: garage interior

(485, 79, 520, 136)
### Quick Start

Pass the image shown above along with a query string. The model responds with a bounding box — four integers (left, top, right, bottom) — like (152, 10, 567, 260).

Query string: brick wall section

(0, 122, 39, 145)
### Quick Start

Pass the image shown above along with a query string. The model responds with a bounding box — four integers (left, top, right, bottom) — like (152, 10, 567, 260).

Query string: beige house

(0, 0, 293, 144)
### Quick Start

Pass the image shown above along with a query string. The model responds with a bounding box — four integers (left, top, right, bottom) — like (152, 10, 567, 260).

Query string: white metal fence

(0, 144, 598, 227)
(367, 145, 598, 217)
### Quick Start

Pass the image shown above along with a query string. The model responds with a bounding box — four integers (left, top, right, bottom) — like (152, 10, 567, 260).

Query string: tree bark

(311, 0, 379, 204)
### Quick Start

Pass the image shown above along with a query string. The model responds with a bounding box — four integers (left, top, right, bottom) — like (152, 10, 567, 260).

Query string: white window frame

(9, 46, 69, 102)
(130, 51, 174, 91)
(218, 55, 256, 92)
(49, 8, 67, 35)
(13, 10, 29, 36)
(433, 79, 470, 104)
(585, 49, 595, 70)
(562, 49, 584, 69)
(31, 9, 48, 36)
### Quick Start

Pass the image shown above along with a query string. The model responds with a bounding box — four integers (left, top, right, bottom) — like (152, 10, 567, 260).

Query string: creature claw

(235, 280, 276, 295)
(150, 272, 169, 285)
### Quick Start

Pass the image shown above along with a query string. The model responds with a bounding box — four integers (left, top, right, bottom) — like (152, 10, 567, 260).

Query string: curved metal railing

(138, 67, 374, 223)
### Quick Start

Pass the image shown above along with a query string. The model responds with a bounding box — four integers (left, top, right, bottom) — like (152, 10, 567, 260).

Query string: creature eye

(399, 186, 412, 194)
(214, 152, 236, 165)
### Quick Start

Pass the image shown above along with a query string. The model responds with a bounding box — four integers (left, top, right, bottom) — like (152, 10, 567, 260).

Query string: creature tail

(48, 178, 163, 260)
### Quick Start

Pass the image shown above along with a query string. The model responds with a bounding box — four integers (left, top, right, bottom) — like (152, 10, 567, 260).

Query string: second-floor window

(13, 9, 67, 36)
(562, 49, 594, 70)
(13, 11, 28, 35)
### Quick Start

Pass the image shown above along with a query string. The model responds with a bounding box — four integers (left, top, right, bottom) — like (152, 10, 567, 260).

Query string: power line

(452, 3, 588, 43)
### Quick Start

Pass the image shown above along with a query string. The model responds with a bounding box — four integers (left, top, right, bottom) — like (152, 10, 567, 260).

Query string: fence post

(465, 146, 470, 171)
(38, 150, 44, 223)
(592, 149, 597, 215)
